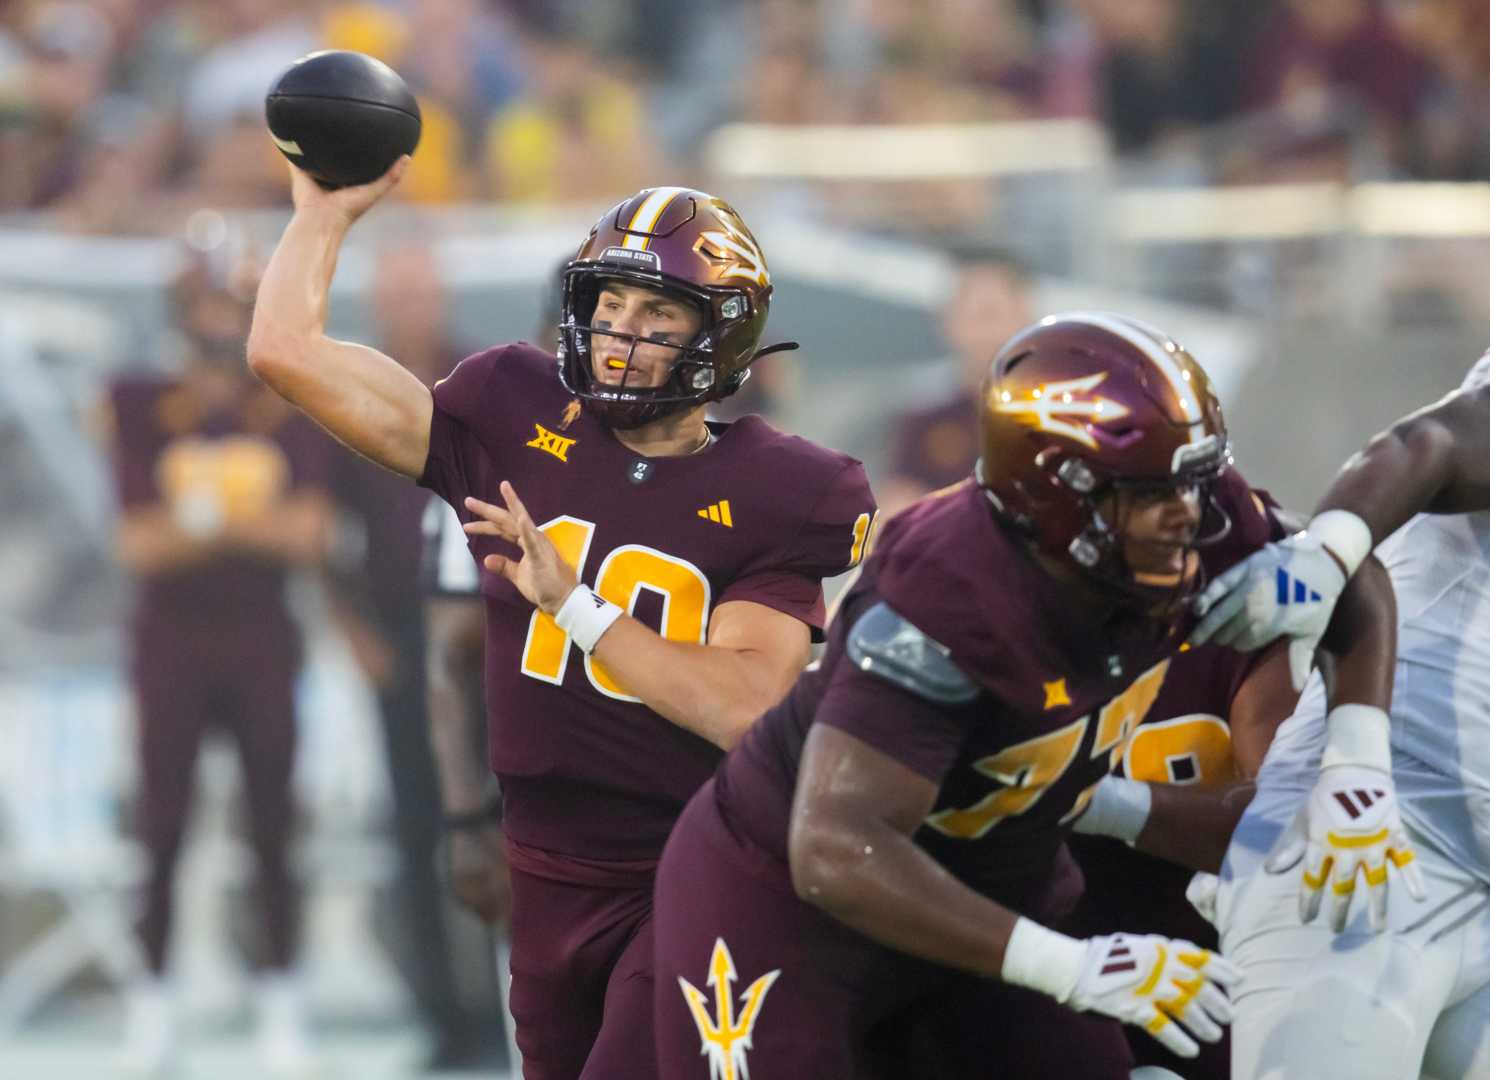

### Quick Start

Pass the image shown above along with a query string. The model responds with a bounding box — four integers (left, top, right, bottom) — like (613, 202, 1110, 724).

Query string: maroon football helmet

(978, 312, 1232, 606)
(558, 187, 791, 429)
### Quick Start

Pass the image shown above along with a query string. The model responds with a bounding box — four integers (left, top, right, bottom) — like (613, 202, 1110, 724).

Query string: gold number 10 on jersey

(519, 516, 712, 702)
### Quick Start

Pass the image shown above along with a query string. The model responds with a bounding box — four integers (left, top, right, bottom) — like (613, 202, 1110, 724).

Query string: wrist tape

(1001, 917, 1085, 1003)
(554, 584, 623, 653)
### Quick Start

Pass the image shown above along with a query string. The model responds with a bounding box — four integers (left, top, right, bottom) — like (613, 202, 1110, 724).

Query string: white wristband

(1000, 917, 1086, 1003)
(1321, 703, 1392, 773)
(1306, 509, 1373, 578)
(1074, 777, 1152, 844)
(553, 584, 623, 654)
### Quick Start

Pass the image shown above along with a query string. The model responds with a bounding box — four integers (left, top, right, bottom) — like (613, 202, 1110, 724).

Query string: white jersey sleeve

(1230, 353, 1490, 885)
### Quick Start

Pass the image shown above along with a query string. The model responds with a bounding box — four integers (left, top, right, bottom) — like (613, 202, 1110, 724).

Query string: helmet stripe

(1052, 311, 1207, 443)
(622, 186, 691, 251)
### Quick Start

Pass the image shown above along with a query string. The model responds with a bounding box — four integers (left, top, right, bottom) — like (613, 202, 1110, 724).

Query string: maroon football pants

(131, 619, 300, 973)
(504, 858, 657, 1080)
(653, 781, 1135, 1079)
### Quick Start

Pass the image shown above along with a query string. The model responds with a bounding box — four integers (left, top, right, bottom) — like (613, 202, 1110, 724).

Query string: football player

(111, 246, 333, 1075)
(650, 313, 1401, 1078)
(246, 159, 875, 1080)
(1104, 349, 1490, 1079)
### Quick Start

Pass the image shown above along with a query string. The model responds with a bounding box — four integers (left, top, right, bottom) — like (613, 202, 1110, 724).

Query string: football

(264, 50, 421, 190)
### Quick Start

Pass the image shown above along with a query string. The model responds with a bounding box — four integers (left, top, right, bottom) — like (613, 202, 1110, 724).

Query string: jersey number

(1124, 714, 1235, 787)
(925, 661, 1170, 839)
(519, 516, 711, 701)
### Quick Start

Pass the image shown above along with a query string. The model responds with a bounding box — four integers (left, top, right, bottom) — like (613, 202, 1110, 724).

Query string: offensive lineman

(247, 158, 875, 1079)
(650, 313, 1403, 1077)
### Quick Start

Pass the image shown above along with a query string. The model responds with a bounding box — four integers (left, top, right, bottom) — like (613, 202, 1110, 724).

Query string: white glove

(1191, 510, 1372, 691)
(1185, 872, 1220, 928)
(1264, 705, 1426, 931)
(1001, 919, 1240, 1060)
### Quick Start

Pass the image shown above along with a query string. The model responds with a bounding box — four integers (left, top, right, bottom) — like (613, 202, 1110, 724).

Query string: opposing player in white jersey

(1085, 353, 1490, 1078)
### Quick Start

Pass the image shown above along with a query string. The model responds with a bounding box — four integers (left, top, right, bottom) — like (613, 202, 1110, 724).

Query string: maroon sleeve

(1250, 487, 1294, 540)
(417, 348, 498, 506)
(719, 460, 878, 633)
(814, 657, 978, 783)
(108, 381, 161, 510)
(717, 569, 826, 630)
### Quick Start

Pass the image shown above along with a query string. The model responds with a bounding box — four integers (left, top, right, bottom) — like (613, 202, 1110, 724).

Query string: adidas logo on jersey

(698, 500, 733, 527)
(1275, 567, 1322, 605)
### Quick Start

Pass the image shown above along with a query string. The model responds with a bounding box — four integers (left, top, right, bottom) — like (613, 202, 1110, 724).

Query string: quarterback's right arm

(788, 606, 1237, 1059)
(247, 159, 433, 480)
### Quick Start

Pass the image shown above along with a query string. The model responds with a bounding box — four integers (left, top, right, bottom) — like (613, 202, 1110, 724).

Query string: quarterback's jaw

(589, 283, 706, 389)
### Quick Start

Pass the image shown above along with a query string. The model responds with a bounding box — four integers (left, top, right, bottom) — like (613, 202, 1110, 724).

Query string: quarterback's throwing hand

(464, 482, 579, 613)
(287, 155, 409, 227)
(1068, 933, 1240, 1060)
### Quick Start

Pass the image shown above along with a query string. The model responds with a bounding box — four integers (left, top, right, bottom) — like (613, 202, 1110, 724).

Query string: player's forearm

(220, 494, 333, 566)
(428, 679, 492, 815)
(118, 507, 223, 575)
(1318, 554, 1396, 712)
(589, 618, 786, 749)
(247, 211, 432, 478)
(789, 813, 1017, 978)
(248, 207, 345, 370)
(1317, 388, 1490, 542)
(1133, 782, 1256, 873)
(427, 600, 491, 815)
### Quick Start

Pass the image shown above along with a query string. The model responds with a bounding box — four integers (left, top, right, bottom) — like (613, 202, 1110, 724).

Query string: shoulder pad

(846, 602, 979, 705)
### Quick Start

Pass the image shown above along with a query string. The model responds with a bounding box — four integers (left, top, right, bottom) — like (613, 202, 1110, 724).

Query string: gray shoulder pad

(845, 602, 980, 705)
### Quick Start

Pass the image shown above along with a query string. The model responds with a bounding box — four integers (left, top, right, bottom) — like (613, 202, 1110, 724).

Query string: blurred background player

(247, 167, 876, 1079)
(876, 244, 1034, 514)
(107, 242, 333, 1075)
(422, 493, 516, 1071)
(321, 234, 496, 1069)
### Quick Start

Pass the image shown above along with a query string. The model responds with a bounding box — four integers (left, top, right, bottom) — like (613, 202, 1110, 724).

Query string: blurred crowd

(2, 0, 1488, 234)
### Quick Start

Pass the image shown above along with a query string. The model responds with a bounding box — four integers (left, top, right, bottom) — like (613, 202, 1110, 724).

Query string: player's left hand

(463, 482, 578, 614)
(1190, 531, 1346, 690)
(1265, 762, 1425, 932)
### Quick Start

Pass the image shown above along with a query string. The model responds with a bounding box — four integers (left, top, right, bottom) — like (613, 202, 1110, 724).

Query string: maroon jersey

(108, 375, 331, 632)
(1066, 643, 1266, 938)
(418, 343, 875, 865)
(717, 468, 1274, 909)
